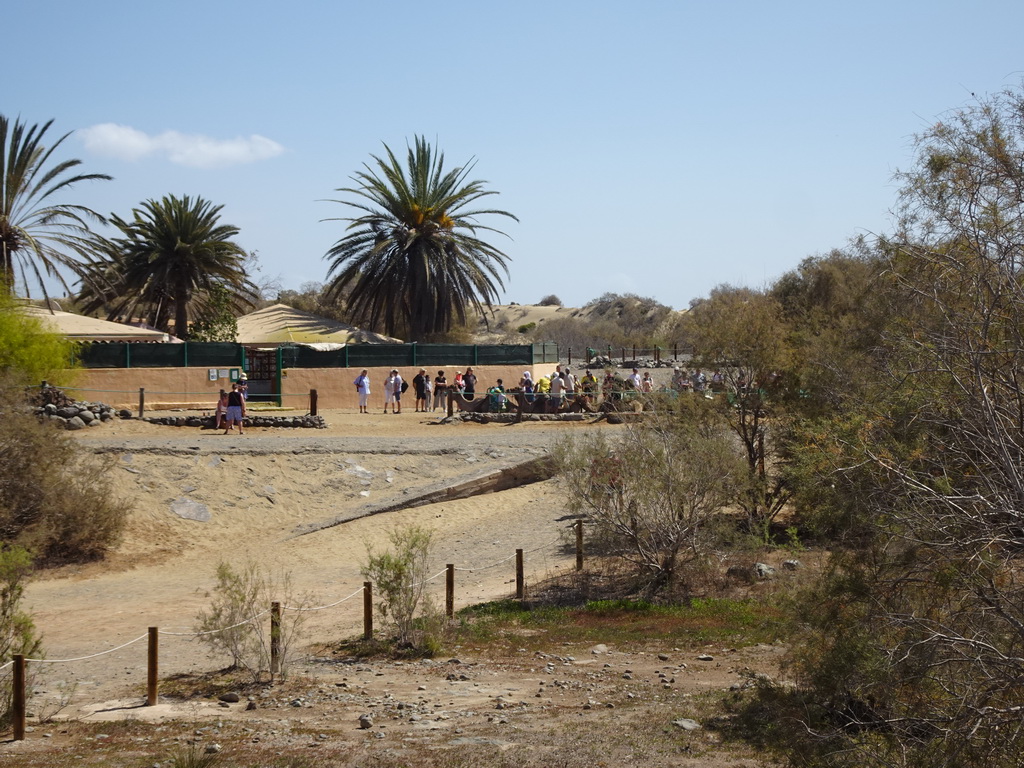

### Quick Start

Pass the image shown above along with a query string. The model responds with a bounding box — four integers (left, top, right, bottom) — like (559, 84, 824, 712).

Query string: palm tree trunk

(175, 276, 191, 340)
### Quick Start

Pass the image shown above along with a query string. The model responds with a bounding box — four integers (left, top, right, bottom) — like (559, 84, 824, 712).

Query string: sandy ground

(21, 410, 614, 717)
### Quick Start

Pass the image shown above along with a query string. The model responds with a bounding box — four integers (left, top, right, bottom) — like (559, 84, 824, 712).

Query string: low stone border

(142, 414, 327, 429)
(34, 401, 121, 430)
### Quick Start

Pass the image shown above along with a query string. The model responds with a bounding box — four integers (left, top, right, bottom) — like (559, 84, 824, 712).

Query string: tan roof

(21, 306, 171, 342)
(235, 304, 400, 345)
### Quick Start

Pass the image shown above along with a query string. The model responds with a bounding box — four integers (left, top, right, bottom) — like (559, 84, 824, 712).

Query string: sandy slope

(23, 411, 607, 717)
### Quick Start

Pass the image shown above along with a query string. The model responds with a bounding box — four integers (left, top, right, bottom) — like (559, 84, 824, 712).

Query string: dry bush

(555, 399, 746, 595)
(0, 380, 128, 566)
(194, 561, 309, 682)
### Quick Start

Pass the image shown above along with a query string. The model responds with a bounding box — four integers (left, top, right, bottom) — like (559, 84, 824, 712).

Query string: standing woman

(433, 370, 448, 412)
(463, 367, 477, 399)
(224, 382, 246, 435)
(353, 369, 371, 414)
(520, 371, 535, 403)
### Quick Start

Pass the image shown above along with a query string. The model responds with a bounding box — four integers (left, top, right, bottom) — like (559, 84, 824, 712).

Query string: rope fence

(3, 521, 586, 741)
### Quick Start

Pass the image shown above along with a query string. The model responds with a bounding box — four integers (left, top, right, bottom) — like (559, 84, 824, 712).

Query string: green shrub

(362, 525, 442, 650)
(0, 294, 75, 386)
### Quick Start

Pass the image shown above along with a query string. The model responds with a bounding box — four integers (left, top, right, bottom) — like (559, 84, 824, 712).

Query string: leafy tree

(270, 280, 351, 323)
(0, 115, 111, 300)
(79, 195, 256, 339)
(0, 291, 74, 385)
(776, 84, 1024, 768)
(187, 283, 239, 343)
(682, 285, 795, 536)
(323, 137, 517, 341)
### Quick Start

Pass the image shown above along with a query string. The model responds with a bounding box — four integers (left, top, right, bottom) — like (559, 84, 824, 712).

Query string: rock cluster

(34, 400, 121, 430)
(587, 355, 691, 370)
(142, 414, 327, 429)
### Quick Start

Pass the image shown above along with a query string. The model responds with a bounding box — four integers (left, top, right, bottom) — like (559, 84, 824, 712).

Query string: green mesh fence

(76, 342, 552, 369)
(76, 343, 127, 368)
(186, 343, 245, 367)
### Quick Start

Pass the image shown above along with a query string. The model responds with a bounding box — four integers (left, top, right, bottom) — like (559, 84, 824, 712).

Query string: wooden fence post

(12, 654, 25, 740)
(516, 549, 524, 600)
(138, 387, 145, 418)
(446, 564, 455, 619)
(309, 389, 318, 417)
(363, 582, 373, 640)
(270, 602, 282, 677)
(576, 520, 584, 571)
(147, 627, 159, 706)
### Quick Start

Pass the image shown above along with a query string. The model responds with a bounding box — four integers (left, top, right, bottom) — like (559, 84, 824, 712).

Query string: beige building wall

(66, 365, 547, 411)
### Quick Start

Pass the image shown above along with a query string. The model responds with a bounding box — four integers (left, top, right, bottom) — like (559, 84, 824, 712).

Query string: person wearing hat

(413, 368, 428, 412)
(671, 366, 687, 391)
(353, 369, 371, 413)
(519, 371, 534, 403)
(237, 371, 249, 400)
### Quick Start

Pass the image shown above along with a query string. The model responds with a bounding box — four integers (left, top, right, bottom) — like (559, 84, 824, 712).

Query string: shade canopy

(235, 304, 400, 346)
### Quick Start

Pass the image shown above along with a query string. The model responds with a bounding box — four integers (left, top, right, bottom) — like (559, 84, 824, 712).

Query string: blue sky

(8, 1, 1024, 309)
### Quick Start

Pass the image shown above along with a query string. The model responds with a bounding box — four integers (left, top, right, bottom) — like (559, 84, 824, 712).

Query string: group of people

(352, 367, 480, 414)
(217, 364, 743, 426)
(669, 367, 727, 395)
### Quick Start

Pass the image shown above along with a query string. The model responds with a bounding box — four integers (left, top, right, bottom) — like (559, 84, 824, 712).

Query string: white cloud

(79, 123, 285, 169)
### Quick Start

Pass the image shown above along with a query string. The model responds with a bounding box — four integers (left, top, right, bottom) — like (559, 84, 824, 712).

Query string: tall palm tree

(80, 195, 256, 339)
(323, 137, 517, 341)
(0, 115, 111, 298)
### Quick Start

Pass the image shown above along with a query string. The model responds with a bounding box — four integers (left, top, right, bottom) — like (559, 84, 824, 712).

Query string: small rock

(754, 562, 776, 580)
(673, 718, 702, 731)
(358, 714, 373, 729)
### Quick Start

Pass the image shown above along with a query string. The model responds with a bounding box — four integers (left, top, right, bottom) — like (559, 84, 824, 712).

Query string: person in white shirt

(550, 371, 566, 411)
(353, 369, 371, 414)
(392, 370, 404, 414)
(384, 370, 398, 413)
